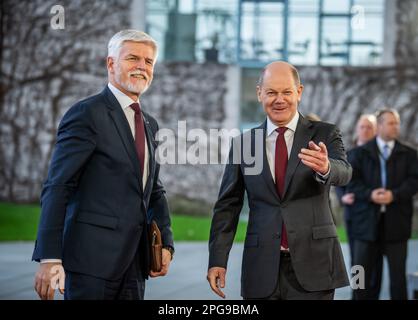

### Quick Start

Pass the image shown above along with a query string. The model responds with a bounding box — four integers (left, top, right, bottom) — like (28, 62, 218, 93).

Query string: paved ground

(0, 241, 417, 300)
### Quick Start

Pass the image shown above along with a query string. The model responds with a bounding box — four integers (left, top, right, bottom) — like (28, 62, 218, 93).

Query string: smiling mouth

(272, 107, 287, 111)
(130, 74, 147, 80)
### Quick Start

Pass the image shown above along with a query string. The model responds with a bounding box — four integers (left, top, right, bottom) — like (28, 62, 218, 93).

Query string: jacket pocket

(244, 234, 259, 248)
(312, 224, 337, 239)
(76, 211, 118, 230)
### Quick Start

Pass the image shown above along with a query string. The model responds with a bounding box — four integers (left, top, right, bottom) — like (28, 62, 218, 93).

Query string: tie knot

(129, 102, 141, 114)
(276, 127, 288, 135)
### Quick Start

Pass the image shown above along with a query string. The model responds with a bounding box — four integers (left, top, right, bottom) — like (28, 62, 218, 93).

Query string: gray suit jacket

(209, 114, 351, 299)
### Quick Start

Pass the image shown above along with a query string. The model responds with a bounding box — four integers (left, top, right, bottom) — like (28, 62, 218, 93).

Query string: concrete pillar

(382, 0, 396, 66)
(130, 0, 146, 31)
(224, 66, 241, 130)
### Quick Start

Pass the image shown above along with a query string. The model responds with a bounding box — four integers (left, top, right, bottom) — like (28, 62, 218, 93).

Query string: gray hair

(358, 114, 377, 127)
(107, 29, 158, 60)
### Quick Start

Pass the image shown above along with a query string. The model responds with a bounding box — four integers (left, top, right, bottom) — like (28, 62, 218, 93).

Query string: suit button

(274, 233, 281, 239)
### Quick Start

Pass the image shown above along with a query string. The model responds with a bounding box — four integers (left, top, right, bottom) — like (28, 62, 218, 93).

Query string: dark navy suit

(32, 86, 173, 298)
(348, 138, 418, 299)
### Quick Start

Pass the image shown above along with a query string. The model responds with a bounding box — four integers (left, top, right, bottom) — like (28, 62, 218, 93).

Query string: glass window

(288, 0, 319, 65)
(239, 0, 286, 65)
(350, 0, 384, 65)
(322, 0, 351, 13)
(320, 17, 350, 66)
(145, 0, 384, 66)
(195, 0, 237, 63)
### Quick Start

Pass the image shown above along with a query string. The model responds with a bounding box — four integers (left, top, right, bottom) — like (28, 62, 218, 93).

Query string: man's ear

(256, 86, 262, 102)
(107, 56, 114, 73)
(297, 84, 304, 102)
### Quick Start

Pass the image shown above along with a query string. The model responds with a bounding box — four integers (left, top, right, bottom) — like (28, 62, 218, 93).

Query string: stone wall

(0, 0, 131, 202)
(0, 0, 416, 221)
(395, 0, 418, 67)
(140, 63, 240, 215)
(298, 65, 418, 149)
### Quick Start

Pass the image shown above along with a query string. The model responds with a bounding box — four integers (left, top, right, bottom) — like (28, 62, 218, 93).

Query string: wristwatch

(163, 246, 175, 260)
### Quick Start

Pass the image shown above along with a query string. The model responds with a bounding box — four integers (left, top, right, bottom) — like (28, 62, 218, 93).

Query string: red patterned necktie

(129, 102, 146, 175)
(275, 127, 289, 249)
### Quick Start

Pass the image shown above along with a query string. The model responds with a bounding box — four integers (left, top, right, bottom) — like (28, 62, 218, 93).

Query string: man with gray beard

(32, 30, 174, 300)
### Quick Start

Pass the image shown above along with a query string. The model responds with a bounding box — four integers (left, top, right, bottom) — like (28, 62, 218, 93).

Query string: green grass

(0, 202, 41, 241)
(0, 202, 350, 242)
(171, 214, 249, 242)
(173, 214, 348, 242)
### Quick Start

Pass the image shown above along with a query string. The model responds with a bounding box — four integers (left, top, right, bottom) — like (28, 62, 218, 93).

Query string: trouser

(64, 253, 145, 300)
(353, 239, 407, 300)
(246, 251, 335, 300)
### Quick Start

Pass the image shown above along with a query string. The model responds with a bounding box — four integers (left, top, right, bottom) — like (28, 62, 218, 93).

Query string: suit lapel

(142, 112, 156, 200)
(389, 140, 406, 160)
(102, 87, 144, 194)
(364, 139, 381, 163)
(283, 115, 314, 197)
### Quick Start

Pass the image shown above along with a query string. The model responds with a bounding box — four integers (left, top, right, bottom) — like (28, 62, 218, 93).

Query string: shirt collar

(376, 136, 395, 151)
(266, 112, 299, 136)
(107, 82, 139, 110)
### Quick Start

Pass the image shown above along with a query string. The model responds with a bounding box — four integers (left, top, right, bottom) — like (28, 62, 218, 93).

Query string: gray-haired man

(33, 30, 174, 300)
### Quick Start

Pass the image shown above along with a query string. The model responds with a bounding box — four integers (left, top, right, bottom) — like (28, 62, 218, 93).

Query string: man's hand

(299, 141, 330, 175)
(207, 267, 226, 299)
(371, 188, 393, 205)
(381, 190, 394, 204)
(342, 193, 355, 205)
(149, 248, 172, 278)
(34, 262, 65, 300)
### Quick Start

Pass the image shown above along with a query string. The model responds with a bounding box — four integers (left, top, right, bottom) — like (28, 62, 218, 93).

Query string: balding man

(336, 114, 378, 263)
(207, 61, 352, 300)
(336, 114, 382, 299)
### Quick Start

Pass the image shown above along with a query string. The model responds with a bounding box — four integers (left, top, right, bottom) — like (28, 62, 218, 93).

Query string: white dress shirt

(107, 82, 149, 188)
(265, 112, 329, 252)
(265, 112, 330, 184)
(41, 83, 150, 264)
(266, 113, 300, 251)
(266, 112, 299, 182)
(376, 136, 395, 159)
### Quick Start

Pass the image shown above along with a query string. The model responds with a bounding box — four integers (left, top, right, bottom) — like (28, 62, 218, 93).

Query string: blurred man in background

(348, 109, 418, 300)
(336, 115, 378, 262)
(335, 114, 382, 299)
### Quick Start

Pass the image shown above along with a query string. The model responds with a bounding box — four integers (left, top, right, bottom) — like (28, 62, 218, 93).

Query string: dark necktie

(129, 102, 146, 175)
(275, 127, 289, 249)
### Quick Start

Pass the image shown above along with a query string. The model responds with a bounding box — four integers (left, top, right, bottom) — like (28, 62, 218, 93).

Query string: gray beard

(115, 72, 149, 96)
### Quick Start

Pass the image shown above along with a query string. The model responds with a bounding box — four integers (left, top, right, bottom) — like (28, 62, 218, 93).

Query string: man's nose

(135, 58, 146, 70)
(275, 94, 285, 103)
